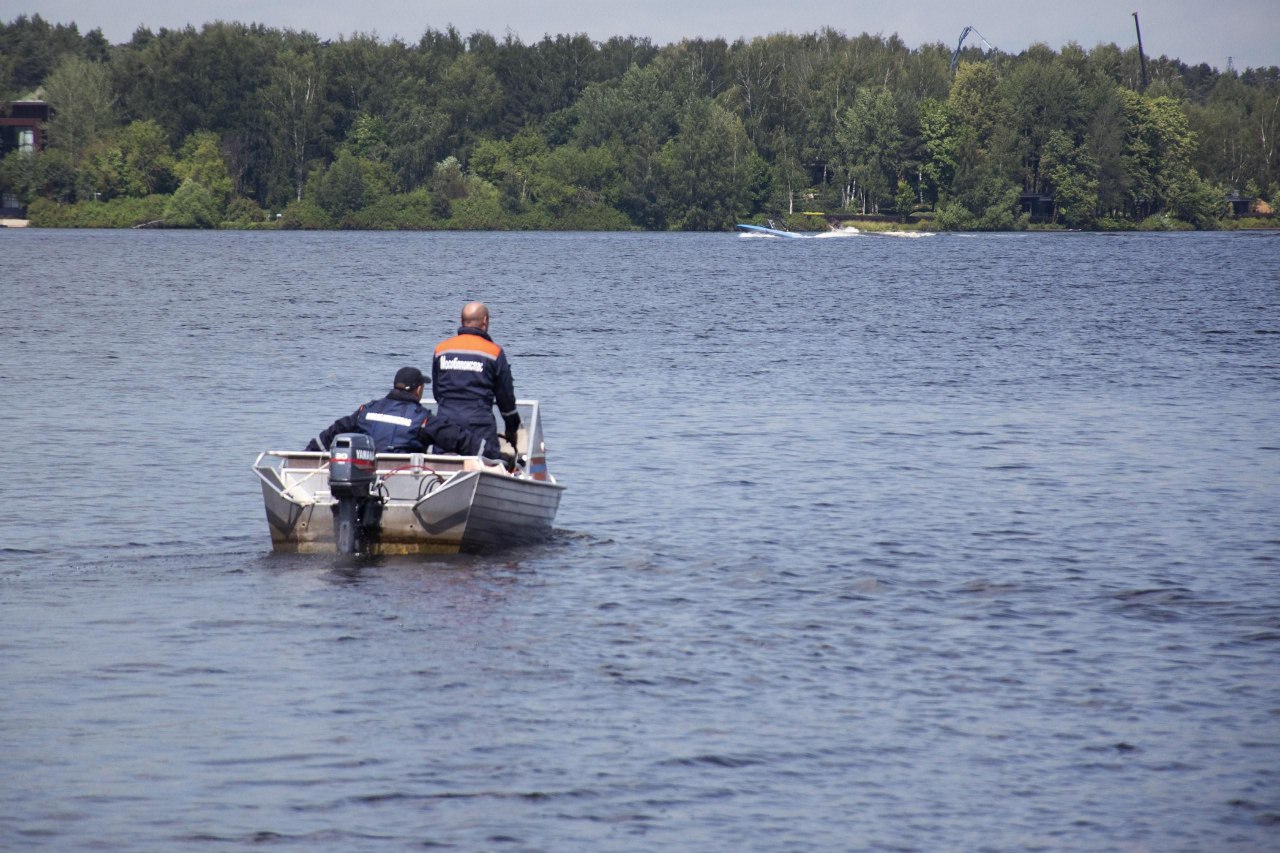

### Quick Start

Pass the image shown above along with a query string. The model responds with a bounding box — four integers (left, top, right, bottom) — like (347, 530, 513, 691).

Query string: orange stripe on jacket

(434, 333, 502, 359)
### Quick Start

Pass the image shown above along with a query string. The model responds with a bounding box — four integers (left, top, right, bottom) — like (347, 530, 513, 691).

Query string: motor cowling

(328, 433, 377, 499)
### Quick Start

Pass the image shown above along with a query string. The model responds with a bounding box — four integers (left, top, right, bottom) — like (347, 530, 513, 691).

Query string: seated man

(306, 366, 480, 455)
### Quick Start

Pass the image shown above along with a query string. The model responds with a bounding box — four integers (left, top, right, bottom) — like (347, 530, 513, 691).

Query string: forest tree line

(2, 13, 1278, 230)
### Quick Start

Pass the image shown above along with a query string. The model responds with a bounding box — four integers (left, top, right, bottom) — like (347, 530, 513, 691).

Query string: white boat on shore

(253, 400, 565, 554)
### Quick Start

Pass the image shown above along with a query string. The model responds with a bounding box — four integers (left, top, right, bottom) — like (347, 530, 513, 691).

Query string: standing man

(432, 302, 520, 460)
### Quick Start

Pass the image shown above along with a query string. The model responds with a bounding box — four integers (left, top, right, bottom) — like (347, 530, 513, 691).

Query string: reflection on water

(1, 229, 1278, 850)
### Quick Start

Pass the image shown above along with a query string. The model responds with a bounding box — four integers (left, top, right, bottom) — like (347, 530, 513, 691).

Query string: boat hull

(255, 453, 564, 555)
(255, 399, 565, 555)
(736, 223, 809, 238)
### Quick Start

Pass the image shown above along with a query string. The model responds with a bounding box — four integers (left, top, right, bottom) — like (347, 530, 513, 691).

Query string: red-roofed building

(1, 101, 52, 218)
(0, 100, 52, 156)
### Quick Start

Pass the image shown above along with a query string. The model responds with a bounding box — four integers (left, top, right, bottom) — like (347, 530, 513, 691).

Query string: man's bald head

(461, 302, 490, 330)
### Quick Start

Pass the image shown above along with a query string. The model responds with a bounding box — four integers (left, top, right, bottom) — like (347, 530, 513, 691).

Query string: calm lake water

(1, 228, 1278, 851)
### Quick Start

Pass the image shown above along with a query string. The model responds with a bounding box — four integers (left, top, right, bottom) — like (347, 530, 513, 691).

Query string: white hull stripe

(365, 412, 414, 427)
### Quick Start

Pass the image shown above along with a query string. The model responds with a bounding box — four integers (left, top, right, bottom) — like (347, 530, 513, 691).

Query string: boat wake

(739, 223, 936, 240)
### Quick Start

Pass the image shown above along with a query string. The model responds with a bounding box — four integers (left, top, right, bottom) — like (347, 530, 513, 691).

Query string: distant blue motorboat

(735, 223, 809, 239)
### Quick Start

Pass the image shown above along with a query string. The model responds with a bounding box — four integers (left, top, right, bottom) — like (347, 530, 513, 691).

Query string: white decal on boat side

(365, 412, 414, 427)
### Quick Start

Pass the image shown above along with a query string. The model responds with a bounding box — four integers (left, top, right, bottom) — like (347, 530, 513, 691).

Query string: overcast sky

(7, 1, 1279, 71)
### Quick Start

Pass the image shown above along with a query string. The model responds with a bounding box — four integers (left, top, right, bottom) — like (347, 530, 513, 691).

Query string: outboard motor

(328, 433, 380, 554)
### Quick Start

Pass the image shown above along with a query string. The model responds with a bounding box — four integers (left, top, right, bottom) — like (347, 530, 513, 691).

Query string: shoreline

(7, 221, 1276, 233)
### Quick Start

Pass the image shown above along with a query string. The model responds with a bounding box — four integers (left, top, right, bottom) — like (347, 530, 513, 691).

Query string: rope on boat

(375, 462, 446, 500)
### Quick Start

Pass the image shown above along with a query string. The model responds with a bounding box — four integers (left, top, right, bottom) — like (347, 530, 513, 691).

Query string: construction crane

(1132, 12, 1149, 90)
(950, 26, 996, 73)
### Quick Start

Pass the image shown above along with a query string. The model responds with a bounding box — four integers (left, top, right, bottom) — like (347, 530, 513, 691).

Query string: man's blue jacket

(306, 389, 479, 454)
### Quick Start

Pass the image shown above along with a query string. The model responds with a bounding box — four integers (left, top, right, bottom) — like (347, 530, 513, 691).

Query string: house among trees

(0, 100, 50, 155)
(1, 99, 51, 216)
(1224, 191, 1275, 218)
(1018, 192, 1056, 222)
(1225, 191, 1252, 216)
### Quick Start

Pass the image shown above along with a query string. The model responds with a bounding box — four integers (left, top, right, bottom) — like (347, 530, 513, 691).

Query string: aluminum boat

(253, 400, 565, 554)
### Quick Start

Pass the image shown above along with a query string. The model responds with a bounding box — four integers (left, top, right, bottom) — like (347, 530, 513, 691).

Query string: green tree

(308, 149, 392, 221)
(321, 33, 409, 144)
(572, 64, 678, 149)
(224, 195, 267, 225)
(163, 178, 219, 227)
(570, 64, 679, 228)
(34, 148, 79, 202)
(935, 168, 1022, 230)
(0, 14, 108, 97)
(42, 55, 116, 158)
(1188, 71, 1280, 199)
(1086, 86, 1130, 218)
(1187, 75, 1250, 189)
(77, 121, 177, 201)
(724, 35, 786, 148)
(278, 197, 332, 229)
(108, 23, 281, 204)
(917, 97, 955, 205)
(78, 140, 129, 200)
(0, 150, 37, 204)
(385, 101, 450, 192)
(1166, 168, 1223, 228)
(261, 45, 326, 201)
(836, 87, 904, 212)
(115, 119, 176, 196)
(1118, 89, 1209, 224)
(528, 143, 624, 221)
(430, 155, 468, 200)
(435, 53, 503, 155)
(174, 131, 234, 210)
(343, 113, 391, 162)
(893, 177, 916, 220)
(768, 130, 808, 214)
(1003, 46, 1088, 193)
(940, 62, 1022, 229)
(448, 177, 505, 229)
(659, 98, 762, 230)
(469, 128, 549, 212)
(1041, 129, 1099, 227)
